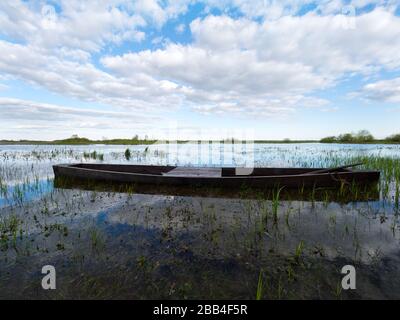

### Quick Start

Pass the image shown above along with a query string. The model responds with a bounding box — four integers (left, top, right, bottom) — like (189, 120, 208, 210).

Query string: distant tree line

(320, 130, 400, 143)
(387, 134, 400, 143)
(48, 134, 156, 145)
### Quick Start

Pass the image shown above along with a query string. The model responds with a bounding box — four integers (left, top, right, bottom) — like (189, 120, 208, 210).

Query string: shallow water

(0, 143, 400, 299)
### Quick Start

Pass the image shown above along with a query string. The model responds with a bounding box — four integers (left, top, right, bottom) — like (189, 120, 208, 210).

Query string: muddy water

(0, 144, 399, 299)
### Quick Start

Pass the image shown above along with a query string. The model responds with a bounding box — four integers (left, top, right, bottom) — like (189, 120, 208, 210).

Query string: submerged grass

(272, 187, 284, 224)
(0, 214, 22, 250)
(256, 269, 265, 300)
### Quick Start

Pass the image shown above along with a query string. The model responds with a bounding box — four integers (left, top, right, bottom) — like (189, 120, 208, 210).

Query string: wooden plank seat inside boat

(221, 167, 331, 176)
(162, 167, 222, 177)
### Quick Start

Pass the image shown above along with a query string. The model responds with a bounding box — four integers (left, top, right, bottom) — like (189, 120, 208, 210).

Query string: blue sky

(0, 0, 399, 140)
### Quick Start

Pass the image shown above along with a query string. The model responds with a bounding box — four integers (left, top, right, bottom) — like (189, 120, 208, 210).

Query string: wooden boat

(53, 163, 380, 189)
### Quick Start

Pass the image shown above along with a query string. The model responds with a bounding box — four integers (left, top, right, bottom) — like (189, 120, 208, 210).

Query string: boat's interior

(70, 164, 352, 177)
(73, 163, 175, 175)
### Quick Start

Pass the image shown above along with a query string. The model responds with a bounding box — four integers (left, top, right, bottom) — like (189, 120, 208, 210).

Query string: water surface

(0, 143, 399, 299)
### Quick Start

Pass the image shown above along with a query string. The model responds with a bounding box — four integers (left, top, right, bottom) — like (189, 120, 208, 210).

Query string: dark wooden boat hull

(53, 164, 380, 189)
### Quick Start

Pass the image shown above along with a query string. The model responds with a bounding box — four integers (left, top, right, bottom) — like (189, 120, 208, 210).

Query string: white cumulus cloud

(361, 77, 400, 102)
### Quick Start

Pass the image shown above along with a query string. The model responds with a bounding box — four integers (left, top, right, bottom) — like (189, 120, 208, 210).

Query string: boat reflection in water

(54, 175, 380, 203)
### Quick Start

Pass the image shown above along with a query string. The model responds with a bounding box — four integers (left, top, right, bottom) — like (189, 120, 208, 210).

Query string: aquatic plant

(83, 151, 104, 161)
(89, 227, 106, 252)
(0, 214, 22, 250)
(333, 281, 342, 300)
(286, 265, 295, 283)
(0, 177, 7, 197)
(256, 269, 264, 300)
(272, 187, 284, 223)
(125, 148, 132, 160)
(294, 240, 304, 264)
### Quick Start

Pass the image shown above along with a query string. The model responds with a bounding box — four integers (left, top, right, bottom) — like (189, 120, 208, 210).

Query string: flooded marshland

(1, 143, 400, 299)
